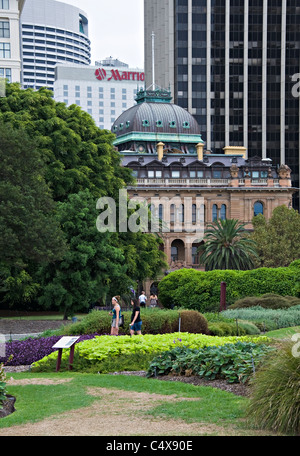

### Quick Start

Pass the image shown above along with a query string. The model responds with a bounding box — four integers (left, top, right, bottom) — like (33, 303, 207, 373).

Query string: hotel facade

(54, 58, 144, 130)
(20, 0, 91, 91)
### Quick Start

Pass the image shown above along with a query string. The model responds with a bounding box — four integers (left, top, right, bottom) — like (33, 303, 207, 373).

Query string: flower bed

(0, 334, 99, 366)
(32, 332, 270, 371)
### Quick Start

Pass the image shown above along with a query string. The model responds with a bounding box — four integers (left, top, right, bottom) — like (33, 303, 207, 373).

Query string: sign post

(52, 337, 80, 372)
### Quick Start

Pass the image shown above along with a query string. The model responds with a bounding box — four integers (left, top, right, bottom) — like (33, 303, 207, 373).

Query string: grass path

(0, 372, 280, 436)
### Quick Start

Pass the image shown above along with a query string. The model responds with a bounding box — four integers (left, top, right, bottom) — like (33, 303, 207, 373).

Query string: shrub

(158, 265, 300, 313)
(179, 310, 209, 334)
(147, 341, 273, 384)
(61, 309, 181, 336)
(230, 293, 300, 310)
(0, 362, 7, 409)
(247, 341, 300, 435)
(222, 305, 300, 330)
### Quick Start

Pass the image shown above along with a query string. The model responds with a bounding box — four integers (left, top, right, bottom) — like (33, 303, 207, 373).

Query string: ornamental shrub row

(222, 305, 300, 331)
(158, 264, 300, 313)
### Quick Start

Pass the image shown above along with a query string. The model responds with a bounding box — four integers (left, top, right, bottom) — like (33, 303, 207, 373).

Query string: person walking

(138, 291, 147, 308)
(129, 298, 142, 335)
(109, 296, 121, 335)
(149, 293, 158, 308)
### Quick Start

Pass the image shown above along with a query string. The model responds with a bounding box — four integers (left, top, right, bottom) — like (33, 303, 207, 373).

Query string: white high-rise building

(20, 0, 91, 90)
(54, 57, 145, 130)
(0, 0, 24, 84)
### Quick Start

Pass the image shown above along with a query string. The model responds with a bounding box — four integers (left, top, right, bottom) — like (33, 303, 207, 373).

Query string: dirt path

(1, 378, 274, 437)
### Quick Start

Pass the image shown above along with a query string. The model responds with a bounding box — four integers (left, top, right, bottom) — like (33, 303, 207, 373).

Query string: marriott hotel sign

(95, 67, 145, 82)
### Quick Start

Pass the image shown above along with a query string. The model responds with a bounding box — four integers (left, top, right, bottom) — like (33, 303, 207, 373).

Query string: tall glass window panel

(0, 21, 9, 38)
(254, 201, 263, 217)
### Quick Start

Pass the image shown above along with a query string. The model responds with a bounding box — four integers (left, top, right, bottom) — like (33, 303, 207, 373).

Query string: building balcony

(133, 178, 281, 188)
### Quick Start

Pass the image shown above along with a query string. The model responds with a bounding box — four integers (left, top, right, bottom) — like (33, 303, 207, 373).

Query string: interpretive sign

(52, 336, 80, 372)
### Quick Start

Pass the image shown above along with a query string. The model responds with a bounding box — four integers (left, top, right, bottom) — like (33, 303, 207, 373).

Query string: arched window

(254, 201, 264, 217)
(212, 204, 218, 221)
(192, 204, 197, 223)
(159, 204, 164, 221)
(171, 245, 178, 261)
(170, 204, 175, 222)
(220, 204, 227, 220)
(178, 204, 184, 223)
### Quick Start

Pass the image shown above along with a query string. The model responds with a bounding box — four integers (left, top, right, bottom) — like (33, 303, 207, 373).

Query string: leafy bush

(179, 310, 209, 334)
(204, 312, 260, 336)
(147, 342, 273, 384)
(0, 362, 7, 410)
(158, 266, 300, 312)
(247, 341, 300, 435)
(222, 305, 300, 331)
(230, 293, 300, 310)
(60, 308, 210, 336)
(31, 332, 270, 372)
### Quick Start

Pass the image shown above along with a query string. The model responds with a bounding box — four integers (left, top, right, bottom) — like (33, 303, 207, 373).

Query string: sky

(62, 0, 144, 69)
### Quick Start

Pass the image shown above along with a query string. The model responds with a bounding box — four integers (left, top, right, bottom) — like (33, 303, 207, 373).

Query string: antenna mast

(152, 31, 155, 89)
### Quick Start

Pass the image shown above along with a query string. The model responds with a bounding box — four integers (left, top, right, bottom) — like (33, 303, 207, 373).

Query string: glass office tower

(144, 0, 300, 209)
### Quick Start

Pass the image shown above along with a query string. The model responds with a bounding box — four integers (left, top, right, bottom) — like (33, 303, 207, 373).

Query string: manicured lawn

(1, 372, 248, 432)
(265, 326, 300, 339)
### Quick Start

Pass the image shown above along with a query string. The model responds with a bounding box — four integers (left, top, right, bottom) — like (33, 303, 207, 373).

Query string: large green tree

(0, 121, 66, 267)
(251, 205, 300, 267)
(37, 190, 130, 318)
(0, 84, 167, 313)
(198, 219, 258, 270)
(0, 83, 133, 201)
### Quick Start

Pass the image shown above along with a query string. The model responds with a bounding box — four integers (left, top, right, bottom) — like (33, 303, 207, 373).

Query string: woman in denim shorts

(129, 298, 142, 335)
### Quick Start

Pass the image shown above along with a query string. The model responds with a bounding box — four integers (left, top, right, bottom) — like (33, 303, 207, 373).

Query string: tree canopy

(198, 219, 258, 270)
(251, 205, 300, 268)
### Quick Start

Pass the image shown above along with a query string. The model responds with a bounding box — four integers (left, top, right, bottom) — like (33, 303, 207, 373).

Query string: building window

(254, 202, 264, 217)
(169, 121, 176, 128)
(212, 204, 218, 222)
(142, 119, 150, 127)
(220, 204, 227, 220)
(171, 245, 178, 262)
(0, 1, 9, 10)
(171, 170, 180, 178)
(0, 42, 10, 58)
(192, 246, 199, 264)
(148, 170, 155, 178)
(0, 67, 11, 82)
(159, 204, 164, 221)
(0, 21, 9, 38)
(212, 170, 222, 179)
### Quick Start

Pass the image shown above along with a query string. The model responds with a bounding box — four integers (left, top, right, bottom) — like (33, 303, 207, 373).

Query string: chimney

(196, 143, 204, 161)
(157, 142, 165, 161)
(223, 146, 247, 159)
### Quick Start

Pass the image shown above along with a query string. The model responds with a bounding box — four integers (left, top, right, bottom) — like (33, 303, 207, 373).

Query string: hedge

(158, 264, 300, 313)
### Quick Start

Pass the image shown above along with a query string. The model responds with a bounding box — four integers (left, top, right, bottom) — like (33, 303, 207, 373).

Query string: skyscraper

(20, 0, 91, 91)
(144, 0, 300, 209)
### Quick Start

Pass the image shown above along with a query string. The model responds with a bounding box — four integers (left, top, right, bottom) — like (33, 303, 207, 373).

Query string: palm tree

(198, 219, 258, 270)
